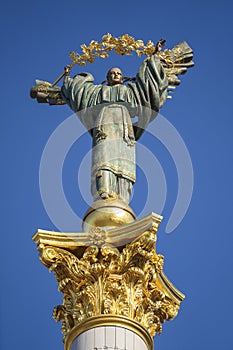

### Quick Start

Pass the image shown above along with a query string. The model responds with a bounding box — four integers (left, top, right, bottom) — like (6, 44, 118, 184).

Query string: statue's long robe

(61, 55, 168, 201)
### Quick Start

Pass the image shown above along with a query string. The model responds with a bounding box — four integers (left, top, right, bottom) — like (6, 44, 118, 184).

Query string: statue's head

(106, 67, 123, 86)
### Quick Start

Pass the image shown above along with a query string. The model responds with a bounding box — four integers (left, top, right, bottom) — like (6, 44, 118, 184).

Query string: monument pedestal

(33, 213, 184, 350)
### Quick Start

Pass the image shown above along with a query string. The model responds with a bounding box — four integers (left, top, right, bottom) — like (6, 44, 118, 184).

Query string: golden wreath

(52, 34, 193, 89)
(67, 34, 194, 93)
(69, 33, 157, 67)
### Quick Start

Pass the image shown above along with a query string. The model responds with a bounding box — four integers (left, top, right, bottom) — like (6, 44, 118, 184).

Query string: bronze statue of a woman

(31, 38, 193, 211)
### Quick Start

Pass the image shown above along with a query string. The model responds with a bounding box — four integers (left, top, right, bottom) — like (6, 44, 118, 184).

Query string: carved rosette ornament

(34, 215, 184, 343)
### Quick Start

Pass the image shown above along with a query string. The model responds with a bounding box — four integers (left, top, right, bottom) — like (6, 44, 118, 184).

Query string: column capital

(33, 214, 184, 346)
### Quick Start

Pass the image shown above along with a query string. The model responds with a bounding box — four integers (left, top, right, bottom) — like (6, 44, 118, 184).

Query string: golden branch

(69, 33, 157, 67)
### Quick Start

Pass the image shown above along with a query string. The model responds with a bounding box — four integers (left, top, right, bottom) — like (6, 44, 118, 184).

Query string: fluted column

(70, 326, 148, 350)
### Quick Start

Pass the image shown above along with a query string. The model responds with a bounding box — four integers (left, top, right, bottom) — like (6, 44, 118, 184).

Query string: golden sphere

(82, 199, 136, 232)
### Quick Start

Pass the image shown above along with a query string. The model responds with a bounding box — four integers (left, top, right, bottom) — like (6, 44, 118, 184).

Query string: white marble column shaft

(70, 326, 149, 350)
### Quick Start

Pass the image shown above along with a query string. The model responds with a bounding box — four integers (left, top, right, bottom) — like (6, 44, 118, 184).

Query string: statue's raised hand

(64, 65, 71, 75)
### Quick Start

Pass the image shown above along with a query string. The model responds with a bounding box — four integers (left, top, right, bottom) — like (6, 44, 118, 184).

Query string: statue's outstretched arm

(30, 80, 66, 105)
(30, 65, 72, 105)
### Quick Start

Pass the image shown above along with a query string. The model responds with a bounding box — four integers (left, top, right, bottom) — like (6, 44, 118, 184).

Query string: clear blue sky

(1, 1, 233, 349)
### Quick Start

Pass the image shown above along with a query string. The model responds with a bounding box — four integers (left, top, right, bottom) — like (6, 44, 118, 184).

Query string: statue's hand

(154, 39, 166, 53)
(64, 65, 71, 75)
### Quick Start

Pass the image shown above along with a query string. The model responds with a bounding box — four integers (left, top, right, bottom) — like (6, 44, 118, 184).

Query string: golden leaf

(99, 52, 109, 58)
(102, 33, 112, 42)
(135, 40, 144, 48)
(136, 50, 143, 57)
(146, 40, 155, 48)
(81, 44, 89, 54)
(69, 51, 76, 60)
(87, 56, 95, 64)
(121, 34, 134, 45)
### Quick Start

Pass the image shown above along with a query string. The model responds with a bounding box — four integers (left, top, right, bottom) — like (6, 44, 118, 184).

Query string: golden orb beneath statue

(82, 199, 136, 231)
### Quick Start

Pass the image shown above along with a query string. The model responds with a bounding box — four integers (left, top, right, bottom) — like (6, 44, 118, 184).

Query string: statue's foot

(100, 192, 109, 199)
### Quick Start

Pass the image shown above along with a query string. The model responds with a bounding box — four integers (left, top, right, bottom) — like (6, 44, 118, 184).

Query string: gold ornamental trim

(33, 212, 163, 249)
(64, 315, 153, 350)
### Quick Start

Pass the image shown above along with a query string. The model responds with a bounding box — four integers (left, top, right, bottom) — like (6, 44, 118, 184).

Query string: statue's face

(107, 68, 123, 86)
